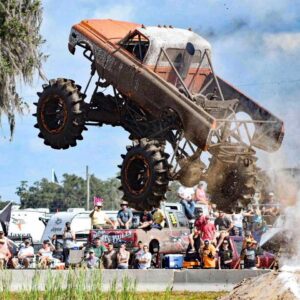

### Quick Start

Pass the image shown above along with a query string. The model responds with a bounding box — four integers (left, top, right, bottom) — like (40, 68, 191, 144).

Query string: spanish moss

(0, 0, 46, 139)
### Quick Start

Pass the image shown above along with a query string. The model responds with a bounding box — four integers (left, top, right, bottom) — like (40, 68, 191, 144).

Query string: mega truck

(34, 19, 284, 212)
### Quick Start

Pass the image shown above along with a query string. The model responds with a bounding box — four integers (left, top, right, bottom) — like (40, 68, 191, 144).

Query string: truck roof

(74, 19, 140, 44)
(73, 19, 212, 54)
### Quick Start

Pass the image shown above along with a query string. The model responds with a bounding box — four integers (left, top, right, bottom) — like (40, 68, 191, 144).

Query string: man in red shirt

(201, 216, 216, 244)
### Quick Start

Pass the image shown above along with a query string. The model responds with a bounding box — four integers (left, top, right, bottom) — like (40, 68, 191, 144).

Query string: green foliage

(16, 174, 123, 212)
(0, 0, 46, 138)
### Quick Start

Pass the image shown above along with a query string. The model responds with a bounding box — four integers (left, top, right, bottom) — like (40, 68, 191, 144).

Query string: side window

(120, 32, 149, 62)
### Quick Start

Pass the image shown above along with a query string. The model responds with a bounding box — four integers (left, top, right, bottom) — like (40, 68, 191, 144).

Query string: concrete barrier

(0, 269, 271, 292)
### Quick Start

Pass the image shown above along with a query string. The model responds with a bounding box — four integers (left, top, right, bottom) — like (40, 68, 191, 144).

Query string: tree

(16, 173, 123, 212)
(0, 0, 46, 137)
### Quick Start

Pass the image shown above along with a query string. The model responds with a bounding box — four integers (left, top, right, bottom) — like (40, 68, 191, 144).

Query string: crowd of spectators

(0, 182, 280, 270)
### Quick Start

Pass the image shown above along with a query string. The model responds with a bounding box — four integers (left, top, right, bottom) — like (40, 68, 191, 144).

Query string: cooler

(164, 254, 184, 269)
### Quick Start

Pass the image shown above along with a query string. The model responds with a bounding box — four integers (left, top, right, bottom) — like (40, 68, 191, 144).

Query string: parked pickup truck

(88, 208, 190, 261)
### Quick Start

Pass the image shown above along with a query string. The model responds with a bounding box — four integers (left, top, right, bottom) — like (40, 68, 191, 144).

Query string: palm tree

(0, 0, 46, 138)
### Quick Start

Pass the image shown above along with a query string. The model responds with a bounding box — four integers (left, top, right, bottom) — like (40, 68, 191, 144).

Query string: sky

(0, 0, 300, 202)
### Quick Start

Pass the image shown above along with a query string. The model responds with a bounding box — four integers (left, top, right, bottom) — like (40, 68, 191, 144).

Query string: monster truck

(34, 19, 284, 212)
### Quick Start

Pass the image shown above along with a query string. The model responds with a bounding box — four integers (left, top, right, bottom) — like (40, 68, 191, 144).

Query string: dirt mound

(220, 270, 300, 300)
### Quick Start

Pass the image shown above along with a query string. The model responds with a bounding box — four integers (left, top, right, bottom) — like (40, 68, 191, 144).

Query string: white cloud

(92, 3, 136, 21)
(263, 32, 300, 54)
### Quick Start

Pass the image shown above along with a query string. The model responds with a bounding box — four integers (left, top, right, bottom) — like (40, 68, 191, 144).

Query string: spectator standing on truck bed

(151, 207, 166, 229)
(195, 182, 209, 205)
(117, 201, 133, 229)
(218, 240, 232, 269)
(201, 239, 216, 269)
(102, 243, 117, 269)
(89, 201, 114, 229)
(178, 185, 195, 219)
(214, 211, 233, 251)
(138, 210, 153, 230)
(117, 243, 130, 269)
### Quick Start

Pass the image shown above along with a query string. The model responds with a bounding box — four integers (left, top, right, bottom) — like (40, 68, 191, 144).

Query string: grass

(0, 270, 227, 300)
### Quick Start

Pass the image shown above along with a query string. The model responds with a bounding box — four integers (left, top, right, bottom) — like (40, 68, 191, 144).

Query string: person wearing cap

(240, 240, 260, 269)
(13, 239, 34, 269)
(218, 240, 232, 269)
(0, 239, 11, 269)
(201, 239, 216, 269)
(37, 240, 55, 269)
(84, 249, 99, 269)
(242, 231, 256, 251)
(117, 201, 133, 229)
(89, 201, 114, 229)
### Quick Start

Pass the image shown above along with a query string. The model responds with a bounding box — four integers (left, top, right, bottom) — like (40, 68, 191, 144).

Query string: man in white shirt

(137, 245, 152, 269)
(13, 239, 34, 268)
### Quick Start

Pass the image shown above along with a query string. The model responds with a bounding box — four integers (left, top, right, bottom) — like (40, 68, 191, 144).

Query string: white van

(41, 210, 118, 246)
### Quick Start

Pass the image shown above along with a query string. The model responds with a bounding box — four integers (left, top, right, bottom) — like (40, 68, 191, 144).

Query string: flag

(52, 169, 59, 184)
(93, 196, 104, 206)
(0, 202, 12, 236)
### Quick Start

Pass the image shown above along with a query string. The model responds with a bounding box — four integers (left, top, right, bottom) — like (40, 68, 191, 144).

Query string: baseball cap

(204, 239, 210, 244)
(89, 249, 95, 253)
(24, 239, 31, 244)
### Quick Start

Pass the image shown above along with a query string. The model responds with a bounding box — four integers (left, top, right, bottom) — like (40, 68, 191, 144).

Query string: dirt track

(220, 270, 300, 300)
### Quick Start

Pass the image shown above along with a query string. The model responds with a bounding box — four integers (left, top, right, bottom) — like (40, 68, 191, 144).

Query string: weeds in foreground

(0, 270, 226, 300)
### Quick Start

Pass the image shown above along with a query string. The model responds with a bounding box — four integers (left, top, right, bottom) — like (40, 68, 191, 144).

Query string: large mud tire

(34, 78, 86, 150)
(207, 155, 258, 212)
(120, 139, 170, 210)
